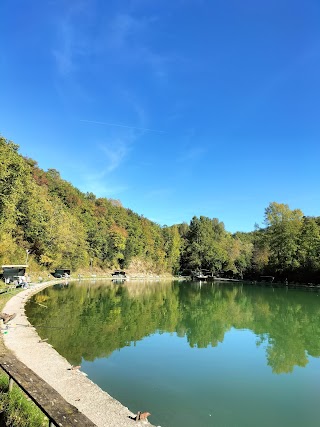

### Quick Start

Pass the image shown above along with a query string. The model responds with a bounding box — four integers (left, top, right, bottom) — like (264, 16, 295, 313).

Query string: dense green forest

(1, 136, 320, 283)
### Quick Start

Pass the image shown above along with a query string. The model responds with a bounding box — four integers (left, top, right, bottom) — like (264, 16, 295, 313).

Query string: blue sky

(1, 0, 320, 233)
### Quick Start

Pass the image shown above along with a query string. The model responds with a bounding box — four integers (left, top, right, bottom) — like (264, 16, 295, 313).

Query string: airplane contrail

(80, 119, 165, 133)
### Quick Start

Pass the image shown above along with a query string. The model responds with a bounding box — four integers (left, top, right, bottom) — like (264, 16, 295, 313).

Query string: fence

(0, 354, 96, 427)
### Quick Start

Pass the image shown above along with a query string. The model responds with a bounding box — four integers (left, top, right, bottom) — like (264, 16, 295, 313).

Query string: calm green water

(26, 280, 320, 427)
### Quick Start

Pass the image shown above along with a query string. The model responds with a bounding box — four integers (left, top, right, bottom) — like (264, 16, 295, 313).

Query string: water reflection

(26, 280, 320, 374)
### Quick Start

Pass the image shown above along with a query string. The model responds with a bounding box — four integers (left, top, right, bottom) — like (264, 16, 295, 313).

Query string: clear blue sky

(1, 0, 320, 233)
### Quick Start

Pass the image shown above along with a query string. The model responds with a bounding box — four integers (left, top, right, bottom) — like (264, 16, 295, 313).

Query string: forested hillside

(0, 136, 181, 274)
(1, 136, 320, 283)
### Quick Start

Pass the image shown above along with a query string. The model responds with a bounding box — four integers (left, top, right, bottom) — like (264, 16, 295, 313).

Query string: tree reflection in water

(26, 281, 320, 374)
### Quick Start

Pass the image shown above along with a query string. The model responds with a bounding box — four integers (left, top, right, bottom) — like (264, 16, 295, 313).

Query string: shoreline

(2, 281, 155, 427)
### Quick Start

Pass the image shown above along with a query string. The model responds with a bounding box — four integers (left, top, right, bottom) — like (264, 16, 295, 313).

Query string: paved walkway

(2, 282, 155, 427)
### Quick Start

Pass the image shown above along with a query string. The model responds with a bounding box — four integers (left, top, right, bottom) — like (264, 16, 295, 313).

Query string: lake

(25, 280, 320, 427)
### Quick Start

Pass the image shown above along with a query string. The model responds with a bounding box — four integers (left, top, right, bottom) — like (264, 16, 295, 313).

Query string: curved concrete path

(2, 282, 155, 427)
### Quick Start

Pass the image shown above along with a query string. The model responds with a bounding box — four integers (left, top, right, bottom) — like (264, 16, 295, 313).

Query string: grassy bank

(0, 373, 47, 427)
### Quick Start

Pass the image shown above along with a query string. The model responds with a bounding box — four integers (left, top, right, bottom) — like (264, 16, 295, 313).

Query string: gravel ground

(2, 282, 156, 427)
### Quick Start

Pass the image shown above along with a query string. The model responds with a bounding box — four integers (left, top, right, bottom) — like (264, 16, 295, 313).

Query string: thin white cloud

(52, 0, 93, 75)
(99, 139, 130, 172)
(105, 12, 171, 80)
(78, 153, 129, 197)
(79, 94, 153, 180)
(80, 119, 165, 133)
(176, 128, 208, 163)
(178, 146, 207, 163)
(81, 175, 128, 197)
(72, 125, 138, 197)
(53, 21, 75, 74)
(108, 13, 145, 49)
(52, 4, 178, 82)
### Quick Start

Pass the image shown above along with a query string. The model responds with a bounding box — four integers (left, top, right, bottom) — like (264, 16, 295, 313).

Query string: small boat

(260, 276, 275, 283)
(191, 270, 209, 280)
(52, 268, 71, 279)
(111, 270, 128, 281)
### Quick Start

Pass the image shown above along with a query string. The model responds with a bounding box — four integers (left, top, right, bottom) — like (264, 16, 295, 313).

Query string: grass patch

(0, 371, 48, 426)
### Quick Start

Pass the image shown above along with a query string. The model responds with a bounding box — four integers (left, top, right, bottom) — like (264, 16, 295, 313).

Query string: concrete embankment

(2, 281, 155, 427)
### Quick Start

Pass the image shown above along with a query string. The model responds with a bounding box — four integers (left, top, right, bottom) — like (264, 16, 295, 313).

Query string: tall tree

(297, 217, 320, 272)
(183, 216, 228, 274)
(264, 202, 303, 275)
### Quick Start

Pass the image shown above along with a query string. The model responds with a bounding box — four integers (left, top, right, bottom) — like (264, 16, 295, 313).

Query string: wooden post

(8, 377, 14, 392)
(49, 419, 56, 427)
